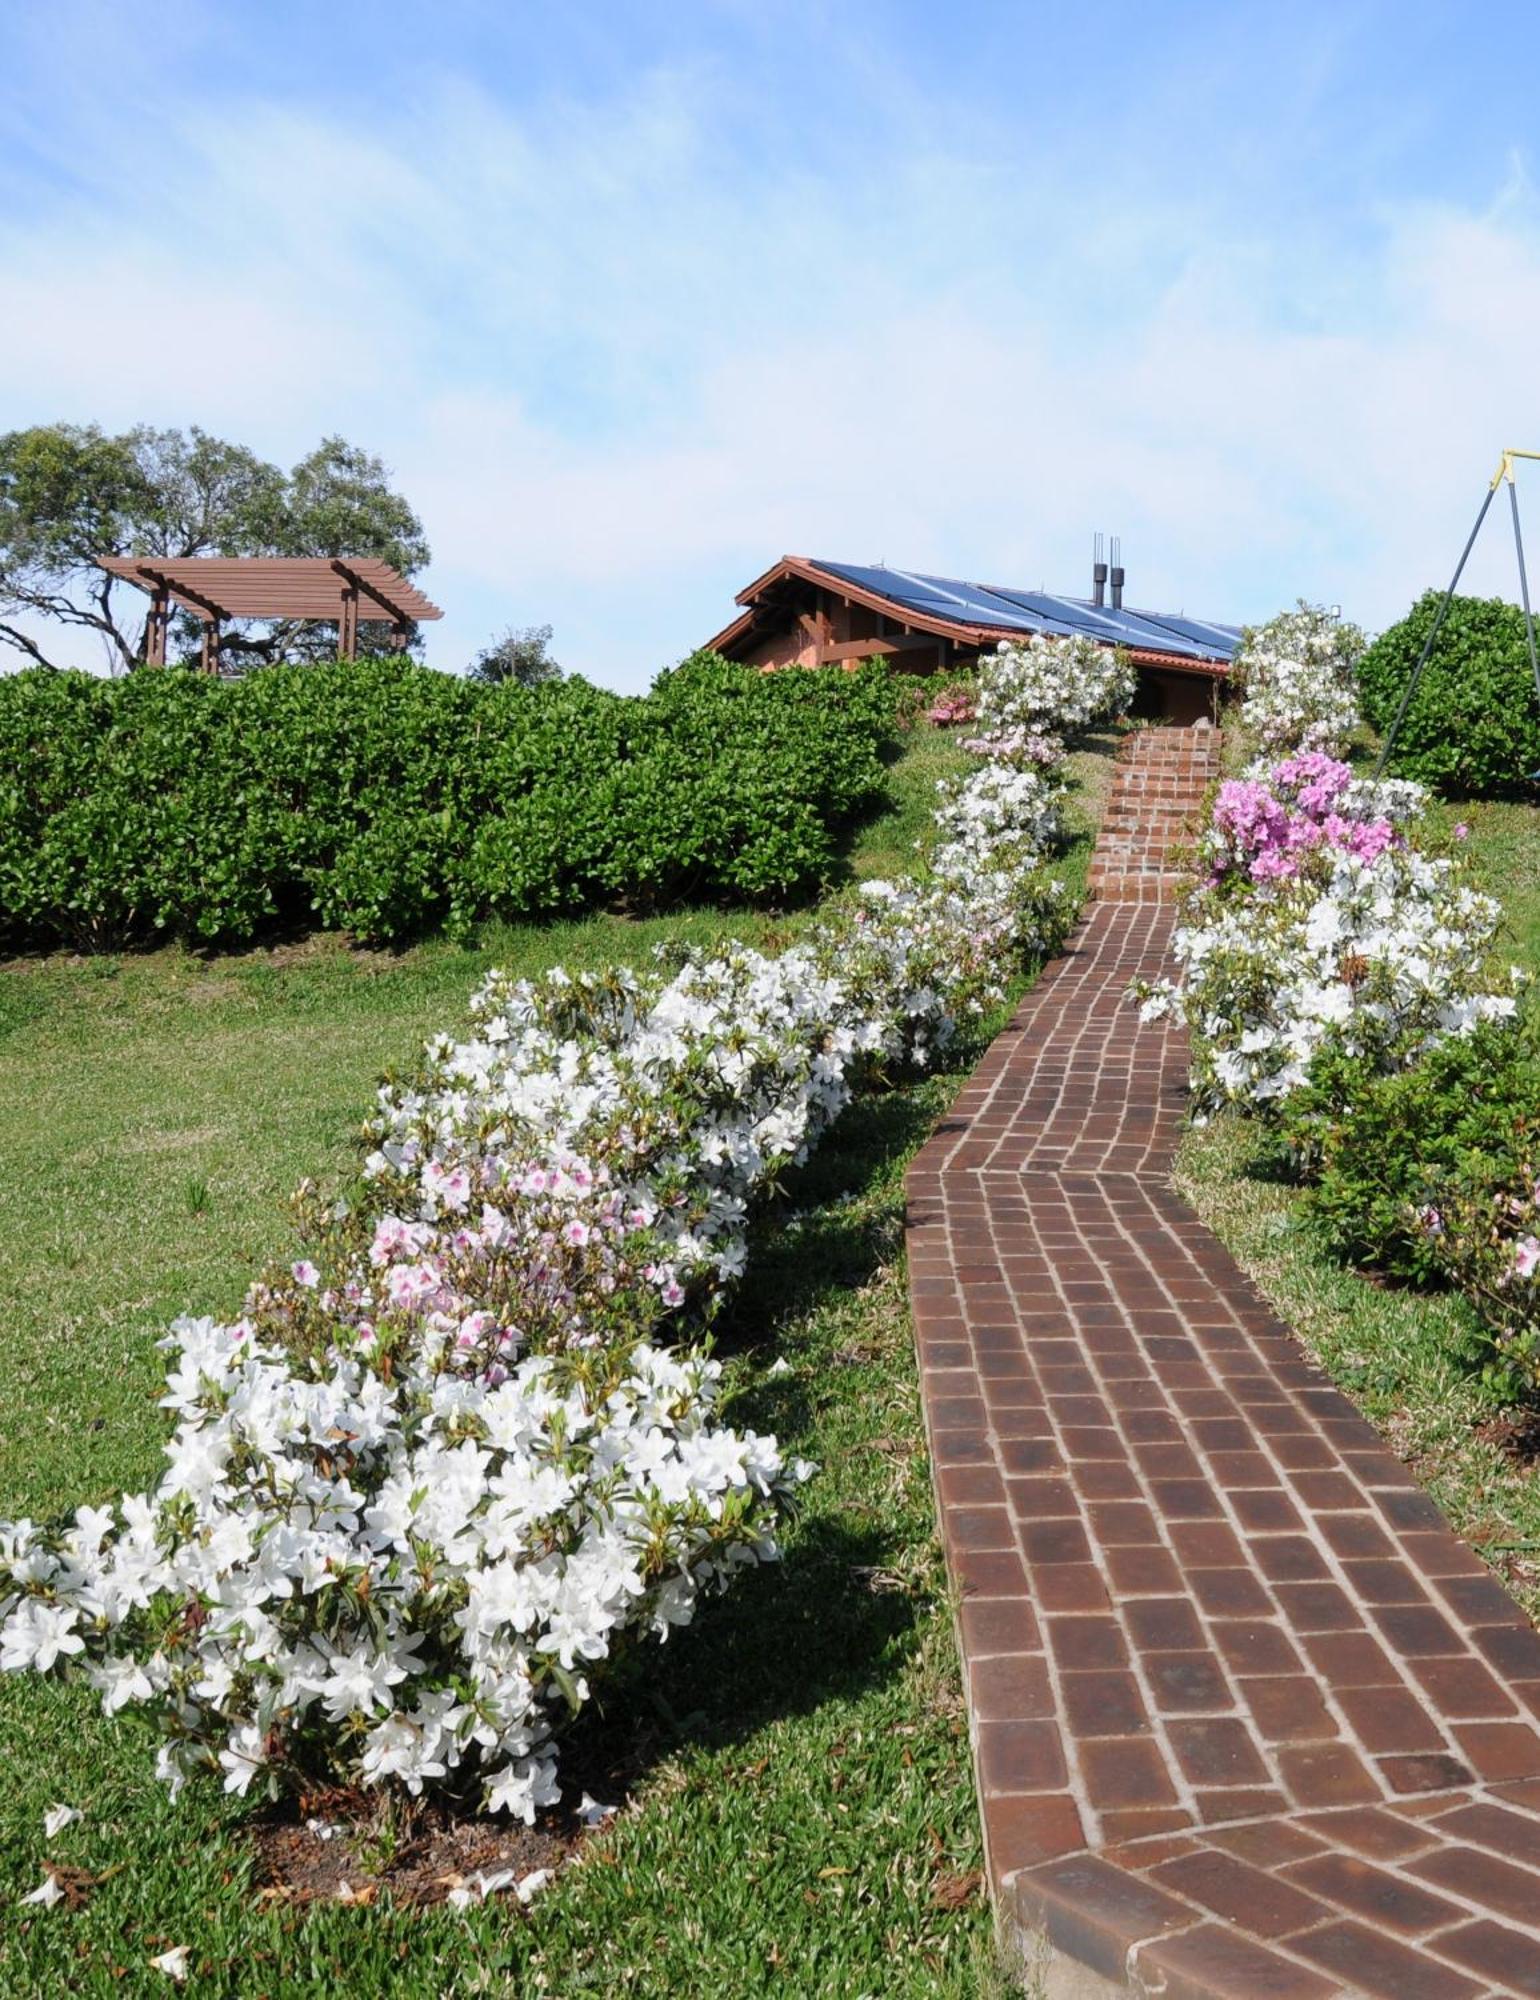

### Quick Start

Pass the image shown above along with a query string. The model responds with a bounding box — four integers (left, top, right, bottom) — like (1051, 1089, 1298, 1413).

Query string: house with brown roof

(705, 551, 1242, 723)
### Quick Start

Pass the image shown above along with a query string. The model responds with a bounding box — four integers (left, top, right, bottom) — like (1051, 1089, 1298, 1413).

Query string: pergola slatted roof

(94, 556, 443, 625)
(94, 554, 443, 669)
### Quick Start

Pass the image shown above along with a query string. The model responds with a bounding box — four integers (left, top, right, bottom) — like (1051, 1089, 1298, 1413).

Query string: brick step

(1090, 726, 1220, 904)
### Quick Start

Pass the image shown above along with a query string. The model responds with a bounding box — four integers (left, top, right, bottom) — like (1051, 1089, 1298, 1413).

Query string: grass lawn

(0, 722, 1114, 1997)
(1175, 773, 1540, 1625)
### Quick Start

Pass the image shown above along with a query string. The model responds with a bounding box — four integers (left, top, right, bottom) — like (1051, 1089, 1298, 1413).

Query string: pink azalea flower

(370, 1217, 411, 1266)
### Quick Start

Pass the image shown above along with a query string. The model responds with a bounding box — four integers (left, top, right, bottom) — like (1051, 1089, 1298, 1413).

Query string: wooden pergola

(93, 556, 443, 671)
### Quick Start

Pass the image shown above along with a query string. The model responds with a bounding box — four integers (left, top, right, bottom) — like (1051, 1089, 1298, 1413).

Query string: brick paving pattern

(908, 725, 1540, 1997)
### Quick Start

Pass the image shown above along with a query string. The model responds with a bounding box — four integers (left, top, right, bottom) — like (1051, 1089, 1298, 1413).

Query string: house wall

(739, 585, 956, 674)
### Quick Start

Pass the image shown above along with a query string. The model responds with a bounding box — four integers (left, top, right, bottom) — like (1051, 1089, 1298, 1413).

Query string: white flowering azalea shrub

(1141, 752, 1519, 1113)
(0, 1328, 795, 1818)
(932, 760, 1064, 890)
(1234, 602, 1367, 759)
(977, 632, 1136, 741)
(0, 659, 1104, 1817)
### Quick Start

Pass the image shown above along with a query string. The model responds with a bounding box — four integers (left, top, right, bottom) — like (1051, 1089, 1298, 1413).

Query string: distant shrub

(1358, 590, 1540, 797)
(0, 652, 896, 950)
(981, 633, 1135, 737)
(469, 621, 562, 685)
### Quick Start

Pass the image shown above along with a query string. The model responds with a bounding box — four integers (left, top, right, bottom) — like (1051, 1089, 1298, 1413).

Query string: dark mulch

(250, 1768, 626, 1909)
(1477, 1407, 1540, 1467)
(246, 1682, 667, 1908)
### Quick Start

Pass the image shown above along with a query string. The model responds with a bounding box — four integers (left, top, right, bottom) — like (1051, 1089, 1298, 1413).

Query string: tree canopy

(469, 622, 563, 686)
(0, 424, 429, 671)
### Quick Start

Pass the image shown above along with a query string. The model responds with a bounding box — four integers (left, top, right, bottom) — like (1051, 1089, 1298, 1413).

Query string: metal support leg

(1509, 478, 1540, 729)
(1374, 484, 1497, 780)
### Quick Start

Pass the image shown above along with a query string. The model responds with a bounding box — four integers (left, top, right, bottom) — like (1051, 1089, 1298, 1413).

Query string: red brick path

(907, 726, 1540, 1997)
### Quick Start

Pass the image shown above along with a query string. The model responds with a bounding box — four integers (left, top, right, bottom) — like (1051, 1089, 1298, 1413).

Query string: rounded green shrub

(1358, 589, 1540, 797)
(1279, 1015, 1540, 1286)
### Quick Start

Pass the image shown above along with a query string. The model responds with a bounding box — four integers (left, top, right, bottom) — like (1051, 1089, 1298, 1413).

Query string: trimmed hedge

(1358, 589, 1540, 797)
(0, 652, 897, 949)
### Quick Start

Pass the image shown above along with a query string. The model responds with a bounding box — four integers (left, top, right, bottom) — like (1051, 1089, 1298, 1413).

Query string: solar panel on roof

(907, 573, 1050, 629)
(816, 563, 1069, 636)
(987, 587, 1126, 633)
(807, 559, 1240, 665)
(814, 560, 924, 599)
(1119, 610, 1244, 654)
(991, 590, 1188, 655)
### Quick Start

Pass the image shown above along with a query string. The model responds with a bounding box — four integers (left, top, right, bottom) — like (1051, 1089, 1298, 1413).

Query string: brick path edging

(907, 726, 1540, 1999)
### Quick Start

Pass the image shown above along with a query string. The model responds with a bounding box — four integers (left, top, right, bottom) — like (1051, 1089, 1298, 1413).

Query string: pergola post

(338, 586, 359, 660)
(144, 586, 169, 667)
(200, 621, 222, 675)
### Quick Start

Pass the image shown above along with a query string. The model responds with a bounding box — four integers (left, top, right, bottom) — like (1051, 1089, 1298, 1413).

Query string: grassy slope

(0, 724, 1111, 1997)
(1176, 776, 1540, 1623)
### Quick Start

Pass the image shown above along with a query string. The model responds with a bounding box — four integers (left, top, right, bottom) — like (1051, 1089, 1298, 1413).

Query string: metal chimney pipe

(1092, 531, 1107, 608)
(1109, 534, 1125, 612)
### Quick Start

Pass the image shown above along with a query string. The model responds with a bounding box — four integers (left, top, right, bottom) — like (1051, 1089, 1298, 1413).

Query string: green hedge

(1358, 589, 1540, 797)
(0, 652, 897, 949)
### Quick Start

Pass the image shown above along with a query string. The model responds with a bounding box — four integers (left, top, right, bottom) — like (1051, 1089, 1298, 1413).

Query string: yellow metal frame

(1492, 447, 1540, 488)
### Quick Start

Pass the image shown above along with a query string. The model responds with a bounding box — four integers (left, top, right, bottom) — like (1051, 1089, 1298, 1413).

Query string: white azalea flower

(1, 1601, 84, 1673)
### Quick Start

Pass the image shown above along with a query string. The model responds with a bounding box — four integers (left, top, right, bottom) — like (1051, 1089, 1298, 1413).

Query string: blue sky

(3, 0, 1539, 689)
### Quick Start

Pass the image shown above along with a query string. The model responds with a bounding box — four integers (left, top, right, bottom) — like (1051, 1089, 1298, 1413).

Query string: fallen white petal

(577, 1793, 617, 1826)
(516, 1868, 554, 1904)
(149, 1945, 191, 1981)
(22, 1873, 64, 1908)
(43, 1804, 82, 1838)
